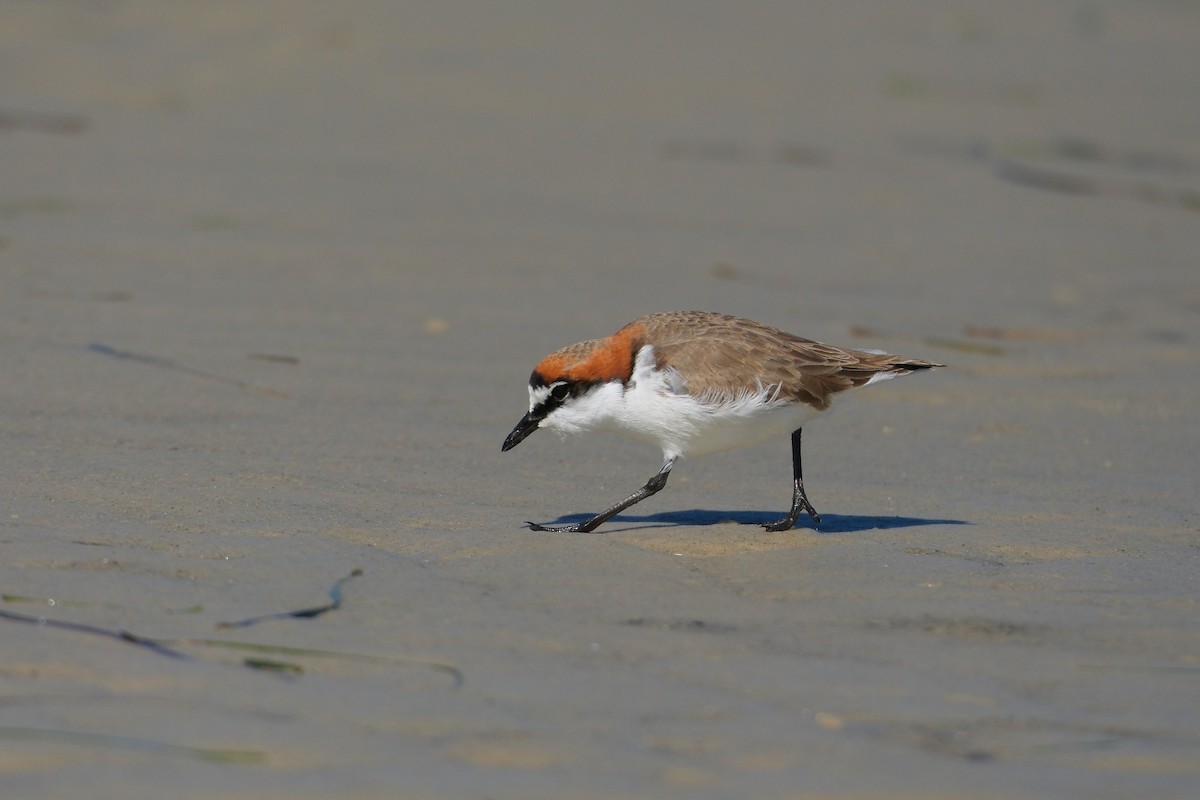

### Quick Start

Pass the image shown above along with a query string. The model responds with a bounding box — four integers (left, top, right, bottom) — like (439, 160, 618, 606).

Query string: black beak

(502, 412, 539, 452)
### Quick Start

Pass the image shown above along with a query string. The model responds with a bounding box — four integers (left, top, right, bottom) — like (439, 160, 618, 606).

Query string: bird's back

(631, 311, 941, 410)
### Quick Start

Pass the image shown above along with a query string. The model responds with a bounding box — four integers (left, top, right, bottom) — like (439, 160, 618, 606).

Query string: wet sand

(2, 3, 1199, 798)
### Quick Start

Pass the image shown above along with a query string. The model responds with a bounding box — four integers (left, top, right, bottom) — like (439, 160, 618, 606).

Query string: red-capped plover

(503, 311, 943, 533)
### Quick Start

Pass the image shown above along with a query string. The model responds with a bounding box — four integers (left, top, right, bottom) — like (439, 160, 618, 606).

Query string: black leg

(527, 459, 675, 533)
(764, 428, 821, 531)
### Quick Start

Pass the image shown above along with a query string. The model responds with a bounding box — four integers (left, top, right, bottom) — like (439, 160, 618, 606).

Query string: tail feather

(861, 356, 944, 386)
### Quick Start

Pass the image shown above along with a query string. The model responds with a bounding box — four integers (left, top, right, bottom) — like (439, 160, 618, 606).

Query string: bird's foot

(762, 504, 821, 532)
(525, 521, 590, 533)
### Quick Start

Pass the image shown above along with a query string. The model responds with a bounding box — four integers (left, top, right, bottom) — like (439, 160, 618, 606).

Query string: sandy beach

(2, 2, 1199, 797)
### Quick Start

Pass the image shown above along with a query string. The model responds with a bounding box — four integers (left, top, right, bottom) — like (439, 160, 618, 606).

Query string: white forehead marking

(527, 382, 554, 412)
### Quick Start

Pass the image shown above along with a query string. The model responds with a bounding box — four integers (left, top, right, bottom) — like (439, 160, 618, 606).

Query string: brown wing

(641, 311, 941, 410)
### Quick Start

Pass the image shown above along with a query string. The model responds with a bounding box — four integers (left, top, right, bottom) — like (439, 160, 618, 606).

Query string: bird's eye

(550, 382, 571, 401)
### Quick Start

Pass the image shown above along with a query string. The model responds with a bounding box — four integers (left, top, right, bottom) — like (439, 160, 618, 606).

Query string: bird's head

(501, 374, 579, 452)
(501, 326, 644, 452)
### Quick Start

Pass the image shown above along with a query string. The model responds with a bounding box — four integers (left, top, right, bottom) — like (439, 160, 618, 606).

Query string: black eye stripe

(528, 378, 602, 419)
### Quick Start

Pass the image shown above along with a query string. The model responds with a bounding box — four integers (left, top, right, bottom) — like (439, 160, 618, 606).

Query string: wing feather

(640, 311, 940, 410)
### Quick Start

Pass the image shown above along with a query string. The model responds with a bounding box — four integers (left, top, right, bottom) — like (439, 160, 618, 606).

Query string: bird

(502, 311, 943, 533)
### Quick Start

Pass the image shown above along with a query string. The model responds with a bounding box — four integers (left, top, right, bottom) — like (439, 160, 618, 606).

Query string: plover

(502, 311, 942, 533)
